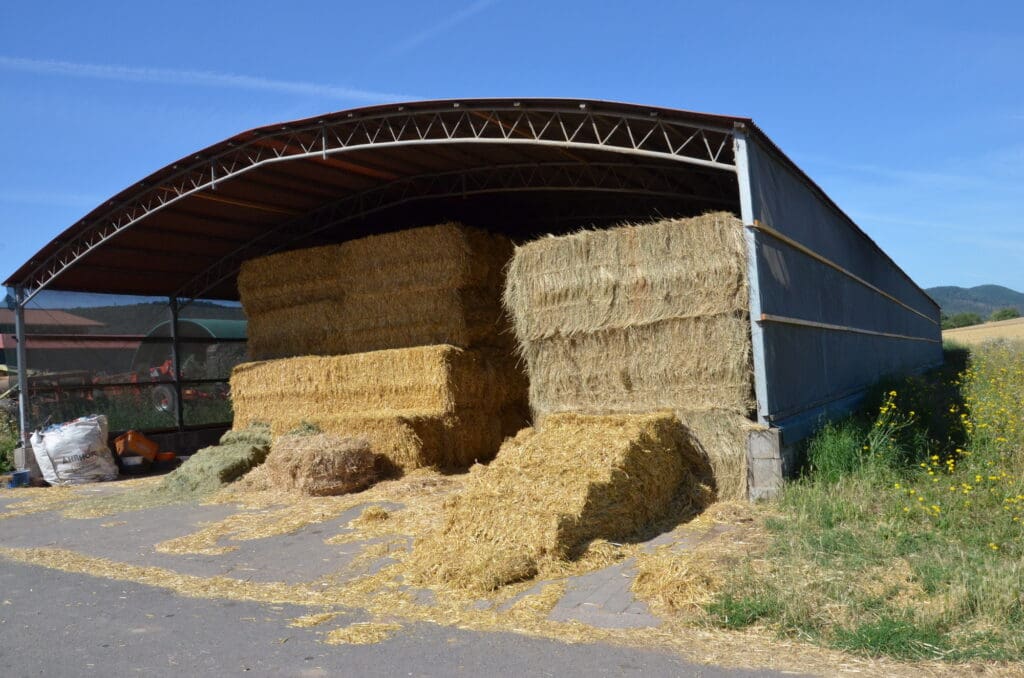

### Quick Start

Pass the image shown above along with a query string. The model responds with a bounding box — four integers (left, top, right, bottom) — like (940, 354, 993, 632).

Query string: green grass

(704, 343, 1024, 661)
(0, 410, 17, 473)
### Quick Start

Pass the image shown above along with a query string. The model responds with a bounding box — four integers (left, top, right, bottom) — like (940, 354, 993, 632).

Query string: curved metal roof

(143, 318, 248, 340)
(6, 98, 752, 303)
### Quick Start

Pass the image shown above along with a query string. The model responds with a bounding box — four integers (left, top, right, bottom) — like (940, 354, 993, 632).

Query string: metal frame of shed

(5, 99, 943, 488)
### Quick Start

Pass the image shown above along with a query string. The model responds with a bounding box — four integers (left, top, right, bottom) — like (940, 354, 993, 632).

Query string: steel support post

(13, 288, 30, 448)
(168, 297, 185, 431)
(733, 125, 770, 426)
(14, 287, 31, 452)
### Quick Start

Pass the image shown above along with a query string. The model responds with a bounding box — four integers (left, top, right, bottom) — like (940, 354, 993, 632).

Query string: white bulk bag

(30, 415, 119, 485)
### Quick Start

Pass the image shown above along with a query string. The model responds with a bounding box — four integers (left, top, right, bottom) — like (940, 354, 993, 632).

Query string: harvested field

(230, 345, 528, 469)
(263, 433, 379, 496)
(503, 213, 756, 499)
(943, 317, 1024, 345)
(239, 223, 514, 359)
(410, 412, 713, 592)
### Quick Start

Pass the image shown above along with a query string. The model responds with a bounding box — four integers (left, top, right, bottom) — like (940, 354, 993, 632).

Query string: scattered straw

(324, 622, 403, 645)
(288, 612, 340, 628)
(355, 506, 390, 523)
(632, 508, 770, 618)
(0, 485, 79, 520)
(1, 544, 1000, 677)
(409, 412, 713, 592)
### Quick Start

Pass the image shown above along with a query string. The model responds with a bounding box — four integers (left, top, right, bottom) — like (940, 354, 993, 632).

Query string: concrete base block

(746, 428, 798, 501)
(13, 444, 43, 481)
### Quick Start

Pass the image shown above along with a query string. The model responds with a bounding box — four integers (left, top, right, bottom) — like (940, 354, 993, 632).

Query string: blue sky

(1, 1, 1022, 291)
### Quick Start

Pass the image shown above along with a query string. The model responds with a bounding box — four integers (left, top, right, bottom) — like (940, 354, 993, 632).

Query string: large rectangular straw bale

(237, 411, 506, 470)
(410, 412, 711, 591)
(231, 345, 524, 416)
(239, 223, 514, 358)
(230, 345, 527, 469)
(524, 314, 754, 416)
(503, 212, 748, 341)
(246, 286, 511, 360)
(502, 213, 755, 499)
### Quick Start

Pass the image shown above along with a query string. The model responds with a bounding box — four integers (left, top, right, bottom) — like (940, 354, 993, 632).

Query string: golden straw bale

(524, 314, 754, 417)
(503, 212, 748, 341)
(230, 345, 528, 470)
(264, 433, 378, 496)
(238, 223, 514, 358)
(231, 345, 525, 418)
(245, 286, 515, 360)
(410, 412, 711, 592)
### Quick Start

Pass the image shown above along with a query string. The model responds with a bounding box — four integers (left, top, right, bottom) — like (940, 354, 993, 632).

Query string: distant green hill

(926, 285, 1024, 318)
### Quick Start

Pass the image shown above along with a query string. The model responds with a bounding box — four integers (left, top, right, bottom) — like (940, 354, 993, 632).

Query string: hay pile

(232, 223, 526, 474)
(503, 213, 757, 499)
(155, 426, 271, 498)
(231, 345, 527, 469)
(410, 412, 712, 592)
(238, 223, 514, 360)
(263, 433, 378, 496)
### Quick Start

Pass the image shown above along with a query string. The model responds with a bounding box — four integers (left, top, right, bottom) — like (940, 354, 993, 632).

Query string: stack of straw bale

(410, 412, 712, 591)
(231, 345, 526, 469)
(233, 224, 528, 474)
(503, 212, 758, 500)
(238, 223, 514, 360)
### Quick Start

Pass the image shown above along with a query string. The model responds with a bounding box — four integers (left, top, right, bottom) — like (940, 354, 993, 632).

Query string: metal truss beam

(173, 160, 736, 304)
(18, 103, 736, 304)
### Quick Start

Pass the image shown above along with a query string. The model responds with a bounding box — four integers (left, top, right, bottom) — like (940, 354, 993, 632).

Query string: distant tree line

(941, 307, 1020, 330)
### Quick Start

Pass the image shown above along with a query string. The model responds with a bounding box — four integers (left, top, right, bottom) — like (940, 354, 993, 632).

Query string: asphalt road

(0, 561, 795, 678)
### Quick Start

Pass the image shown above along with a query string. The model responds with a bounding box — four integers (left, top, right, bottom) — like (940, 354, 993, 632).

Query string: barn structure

(3, 99, 942, 496)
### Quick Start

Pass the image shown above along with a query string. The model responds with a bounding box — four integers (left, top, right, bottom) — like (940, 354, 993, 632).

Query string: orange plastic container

(114, 431, 160, 461)
(154, 451, 176, 463)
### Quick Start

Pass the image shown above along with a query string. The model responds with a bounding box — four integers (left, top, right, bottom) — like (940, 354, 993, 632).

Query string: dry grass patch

(633, 503, 770, 618)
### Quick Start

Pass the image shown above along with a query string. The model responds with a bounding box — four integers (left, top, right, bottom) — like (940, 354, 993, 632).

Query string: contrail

(0, 55, 410, 103)
(388, 0, 499, 57)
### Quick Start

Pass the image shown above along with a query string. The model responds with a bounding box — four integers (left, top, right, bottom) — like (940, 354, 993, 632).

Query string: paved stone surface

(548, 559, 660, 629)
(0, 561, 802, 677)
